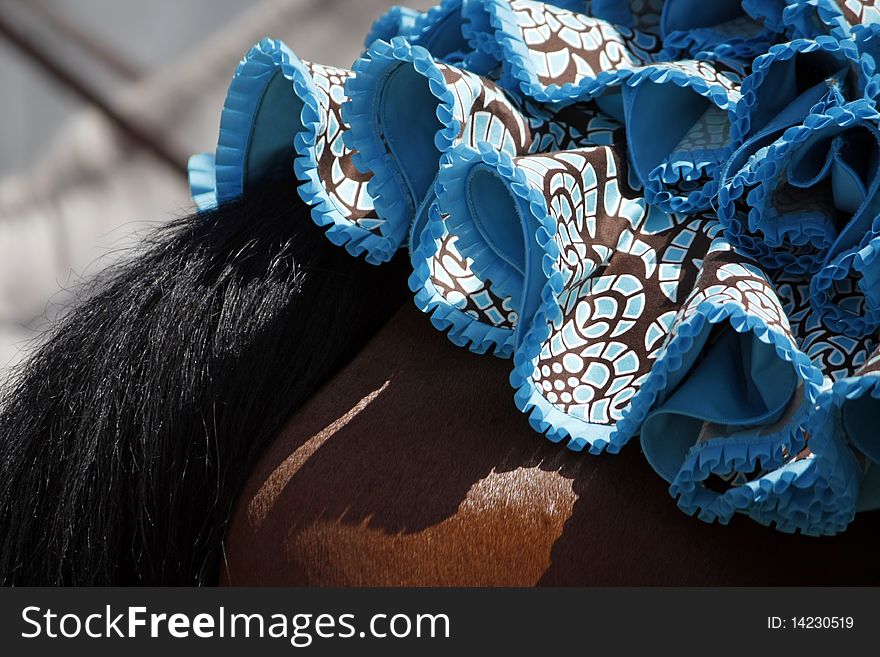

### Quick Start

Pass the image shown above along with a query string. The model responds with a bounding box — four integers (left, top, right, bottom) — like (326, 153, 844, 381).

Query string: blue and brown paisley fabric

(189, 0, 880, 536)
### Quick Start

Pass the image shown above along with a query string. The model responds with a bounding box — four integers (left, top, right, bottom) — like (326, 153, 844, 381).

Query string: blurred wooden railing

(0, 0, 189, 175)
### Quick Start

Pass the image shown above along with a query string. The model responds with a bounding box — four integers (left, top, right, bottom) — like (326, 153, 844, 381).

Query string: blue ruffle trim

(364, 5, 424, 47)
(343, 37, 464, 259)
(730, 35, 876, 148)
(471, 0, 650, 105)
(852, 23, 880, 68)
(810, 236, 880, 338)
(633, 293, 823, 468)
(660, 15, 778, 62)
(719, 98, 880, 276)
(820, 369, 880, 463)
(674, 424, 859, 535)
(373, 0, 472, 62)
(669, 426, 805, 523)
(208, 38, 395, 264)
(782, 0, 853, 40)
(622, 62, 740, 213)
(725, 389, 867, 536)
(187, 152, 218, 211)
(409, 198, 516, 357)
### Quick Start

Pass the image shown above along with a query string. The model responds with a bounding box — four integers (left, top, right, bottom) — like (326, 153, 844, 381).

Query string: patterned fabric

(622, 58, 746, 213)
(189, 1, 880, 537)
(719, 99, 880, 337)
(783, 0, 880, 38)
(187, 39, 392, 262)
(344, 40, 620, 354)
(817, 341, 880, 464)
(463, 0, 663, 98)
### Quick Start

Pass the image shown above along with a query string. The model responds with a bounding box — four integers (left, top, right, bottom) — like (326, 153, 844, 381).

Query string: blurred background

(0, 0, 434, 369)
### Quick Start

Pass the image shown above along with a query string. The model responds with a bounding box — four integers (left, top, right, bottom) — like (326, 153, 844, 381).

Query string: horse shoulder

(219, 305, 580, 585)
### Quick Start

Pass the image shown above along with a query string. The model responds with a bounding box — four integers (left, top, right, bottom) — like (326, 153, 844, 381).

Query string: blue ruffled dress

(188, 0, 880, 536)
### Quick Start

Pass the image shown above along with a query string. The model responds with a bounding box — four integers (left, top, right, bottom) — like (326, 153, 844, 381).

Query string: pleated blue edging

(363, 4, 424, 47)
(441, 143, 629, 453)
(343, 37, 462, 260)
(345, 37, 518, 356)
(635, 287, 822, 464)
(821, 369, 880, 464)
(212, 38, 311, 205)
(622, 62, 742, 213)
(661, 24, 778, 62)
(852, 22, 880, 65)
(718, 383, 868, 536)
(665, 386, 854, 535)
(674, 421, 861, 536)
(207, 38, 396, 264)
(187, 152, 218, 211)
(366, 0, 474, 60)
(719, 98, 880, 275)
(730, 34, 878, 149)
(782, 0, 856, 39)
(811, 234, 880, 338)
(409, 197, 516, 357)
(471, 0, 657, 105)
(668, 426, 808, 525)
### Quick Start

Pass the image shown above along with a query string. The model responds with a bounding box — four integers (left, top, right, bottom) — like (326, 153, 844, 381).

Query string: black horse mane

(0, 182, 407, 585)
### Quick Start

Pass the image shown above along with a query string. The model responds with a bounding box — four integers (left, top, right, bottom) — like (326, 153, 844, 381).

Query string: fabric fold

(409, 199, 520, 356)
(634, 244, 819, 494)
(364, 0, 598, 68)
(185, 0, 880, 537)
(464, 0, 662, 104)
(672, 425, 861, 535)
(661, 262, 880, 534)
(365, 0, 475, 63)
(590, 0, 665, 36)
(344, 38, 539, 353)
(822, 343, 880, 465)
(731, 34, 875, 149)
(344, 38, 540, 254)
(719, 97, 880, 337)
(662, 266, 872, 533)
(345, 40, 616, 354)
(621, 59, 744, 212)
(187, 38, 391, 262)
(441, 143, 738, 453)
(660, 0, 780, 59)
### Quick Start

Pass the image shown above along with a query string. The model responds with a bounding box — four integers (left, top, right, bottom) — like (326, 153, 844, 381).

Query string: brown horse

(0, 182, 877, 586)
(222, 303, 880, 586)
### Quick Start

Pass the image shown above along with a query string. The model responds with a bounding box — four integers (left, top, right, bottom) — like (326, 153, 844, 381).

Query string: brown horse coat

(221, 305, 880, 586)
